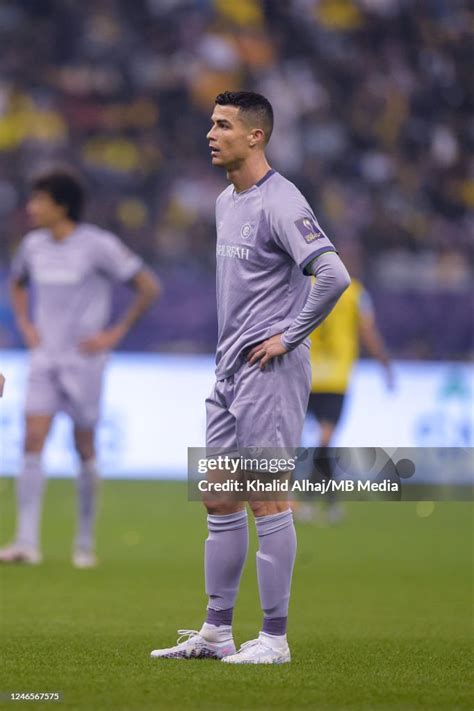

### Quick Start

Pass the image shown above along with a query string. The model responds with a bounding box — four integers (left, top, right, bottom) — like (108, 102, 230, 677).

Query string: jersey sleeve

(95, 231, 144, 282)
(269, 189, 336, 274)
(10, 239, 30, 284)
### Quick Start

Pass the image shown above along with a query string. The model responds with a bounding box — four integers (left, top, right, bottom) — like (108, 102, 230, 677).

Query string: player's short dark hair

(31, 170, 85, 222)
(215, 91, 274, 144)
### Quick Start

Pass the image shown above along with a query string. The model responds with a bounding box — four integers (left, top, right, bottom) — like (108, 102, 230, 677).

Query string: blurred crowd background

(0, 0, 472, 359)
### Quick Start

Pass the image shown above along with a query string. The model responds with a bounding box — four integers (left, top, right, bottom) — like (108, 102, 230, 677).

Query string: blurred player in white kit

(0, 170, 159, 567)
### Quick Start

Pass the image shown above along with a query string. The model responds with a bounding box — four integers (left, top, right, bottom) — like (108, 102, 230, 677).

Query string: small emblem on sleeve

(295, 217, 323, 243)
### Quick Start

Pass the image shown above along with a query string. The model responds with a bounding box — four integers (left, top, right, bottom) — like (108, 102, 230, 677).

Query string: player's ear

(249, 128, 265, 148)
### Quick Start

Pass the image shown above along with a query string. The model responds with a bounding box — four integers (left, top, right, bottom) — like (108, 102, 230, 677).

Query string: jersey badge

(240, 222, 255, 240)
(295, 217, 323, 243)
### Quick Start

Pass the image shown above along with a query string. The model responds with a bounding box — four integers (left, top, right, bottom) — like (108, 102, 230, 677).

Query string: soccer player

(299, 275, 393, 524)
(0, 170, 159, 567)
(150, 91, 350, 664)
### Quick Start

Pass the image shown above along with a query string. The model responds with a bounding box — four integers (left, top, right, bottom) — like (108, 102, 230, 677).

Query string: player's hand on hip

(247, 334, 288, 370)
(20, 321, 41, 349)
(80, 324, 126, 354)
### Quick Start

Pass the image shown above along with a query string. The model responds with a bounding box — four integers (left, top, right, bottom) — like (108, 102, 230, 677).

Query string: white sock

(16, 453, 44, 549)
(260, 631, 288, 648)
(199, 622, 233, 642)
(75, 458, 99, 552)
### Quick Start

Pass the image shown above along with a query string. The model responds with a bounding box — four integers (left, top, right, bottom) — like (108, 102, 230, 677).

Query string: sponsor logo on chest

(32, 267, 83, 285)
(216, 244, 250, 261)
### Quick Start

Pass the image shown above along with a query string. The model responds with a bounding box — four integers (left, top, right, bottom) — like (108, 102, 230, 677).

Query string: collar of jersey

(46, 223, 82, 244)
(232, 169, 275, 200)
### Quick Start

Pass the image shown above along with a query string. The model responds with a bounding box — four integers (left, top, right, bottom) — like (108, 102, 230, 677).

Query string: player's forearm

(10, 281, 31, 329)
(361, 325, 390, 366)
(113, 268, 160, 336)
(281, 252, 350, 351)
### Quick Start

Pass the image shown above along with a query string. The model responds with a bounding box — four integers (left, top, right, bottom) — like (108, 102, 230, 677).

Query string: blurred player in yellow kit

(299, 275, 393, 524)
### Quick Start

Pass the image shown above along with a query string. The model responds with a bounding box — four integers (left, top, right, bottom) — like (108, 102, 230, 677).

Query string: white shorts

(25, 350, 107, 428)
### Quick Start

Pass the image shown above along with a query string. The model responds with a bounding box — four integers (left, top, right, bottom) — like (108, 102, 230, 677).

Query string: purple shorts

(25, 350, 107, 428)
(205, 343, 311, 455)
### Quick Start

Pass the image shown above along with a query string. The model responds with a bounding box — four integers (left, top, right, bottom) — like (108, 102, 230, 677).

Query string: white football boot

(151, 627, 236, 660)
(0, 543, 42, 565)
(222, 632, 291, 664)
(72, 550, 98, 569)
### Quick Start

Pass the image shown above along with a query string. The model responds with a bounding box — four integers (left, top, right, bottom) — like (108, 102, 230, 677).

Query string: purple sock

(206, 607, 233, 626)
(205, 509, 248, 626)
(255, 509, 297, 636)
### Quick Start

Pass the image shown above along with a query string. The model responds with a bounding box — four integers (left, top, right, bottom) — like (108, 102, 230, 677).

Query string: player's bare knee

(249, 500, 273, 518)
(24, 431, 46, 454)
(319, 422, 335, 447)
(24, 425, 48, 453)
(249, 500, 290, 518)
(24, 415, 52, 453)
(202, 497, 243, 516)
(74, 429, 95, 462)
(75, 443, 95, 462)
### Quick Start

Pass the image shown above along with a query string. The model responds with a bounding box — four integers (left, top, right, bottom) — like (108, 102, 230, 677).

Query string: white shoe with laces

(221, 632, 291, 664)
(150, 628, 236, 660)
(0, 543, 42, 565)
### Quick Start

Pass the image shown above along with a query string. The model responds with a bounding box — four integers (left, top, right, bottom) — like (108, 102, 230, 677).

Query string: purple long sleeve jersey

(214, 169, 350, 378)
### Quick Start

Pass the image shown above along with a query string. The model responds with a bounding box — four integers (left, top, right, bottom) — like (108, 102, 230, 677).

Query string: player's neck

(227, 156, 272, 193)
(49, 219, 78, 242)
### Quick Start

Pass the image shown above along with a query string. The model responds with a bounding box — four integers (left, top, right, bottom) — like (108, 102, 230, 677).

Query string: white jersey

(11, 223, 143, 356)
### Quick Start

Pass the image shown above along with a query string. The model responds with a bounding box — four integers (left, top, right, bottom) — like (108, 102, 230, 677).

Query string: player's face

(26, 191, 67, 228)
(207, 105, 254, 169)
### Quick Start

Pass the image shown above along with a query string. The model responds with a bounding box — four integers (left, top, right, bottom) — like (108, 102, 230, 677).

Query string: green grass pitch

(0, 479, 472, 710)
